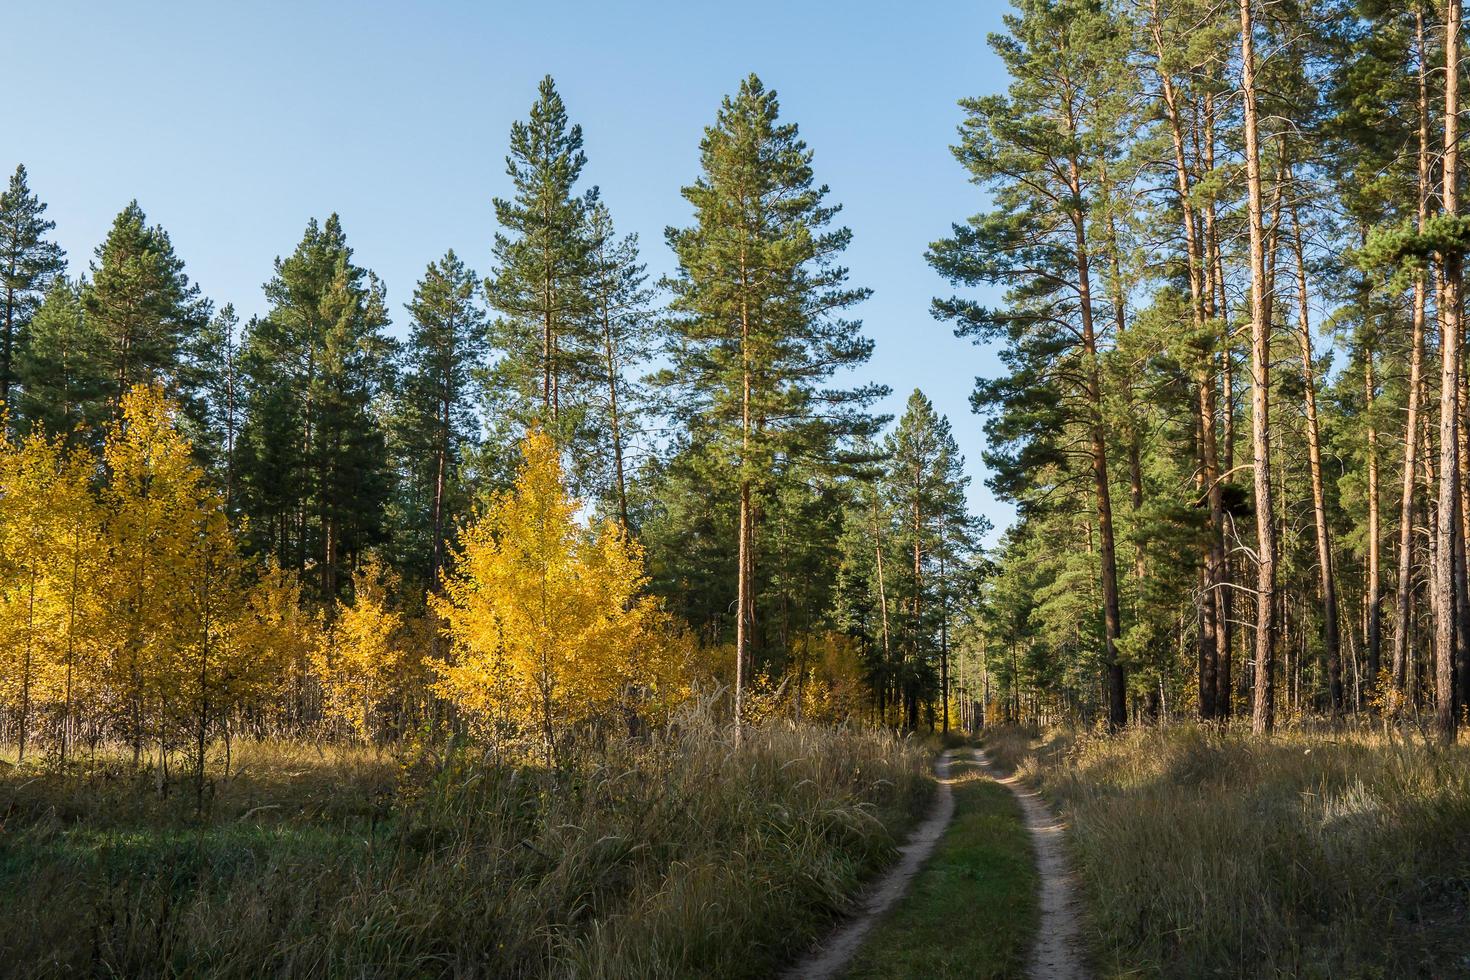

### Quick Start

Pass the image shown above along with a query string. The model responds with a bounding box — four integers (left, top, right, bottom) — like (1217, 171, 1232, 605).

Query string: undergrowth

(0, 708, 930, 978)
(985, 722, 1470, 978)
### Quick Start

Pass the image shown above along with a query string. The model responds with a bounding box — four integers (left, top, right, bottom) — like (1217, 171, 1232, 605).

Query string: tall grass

(985, 722, 1470, 978)
(0, 705, 930, 978)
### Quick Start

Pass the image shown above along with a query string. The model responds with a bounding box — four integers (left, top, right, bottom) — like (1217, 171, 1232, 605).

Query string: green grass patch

(844, 755, 1037, 979)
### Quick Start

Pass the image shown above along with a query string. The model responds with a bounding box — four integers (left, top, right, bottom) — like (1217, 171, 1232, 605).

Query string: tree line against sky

(0, 73, 984, 771)
(948, 0, 1470, 743)
(9, 0, 1465, 760)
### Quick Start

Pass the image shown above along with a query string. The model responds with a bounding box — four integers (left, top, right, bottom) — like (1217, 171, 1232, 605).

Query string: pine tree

(83, 202, 207, 414)
(882, 391, 981, 731)
(14, 276, 109, 442)
(584, 202, 654, 527)
(662, 74, 881, 736)
(485, 76, 599, 463)
(928, 0, 1135, 727)
(392, 250, 488, 589)
(0, 165, 66, 418)
(237, 215, 395, 599)
(184, 303, 243, 506)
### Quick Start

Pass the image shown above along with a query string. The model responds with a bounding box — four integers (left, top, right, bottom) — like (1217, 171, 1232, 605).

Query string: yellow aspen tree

(47, 443, 104, 765)
(430, 429, 667, 763)
(313, 556, 402, 741)
(102, 384, 213, 768)
(236, 560, 317, 737)
(172, 481, 244, 807)
(0, 433, 69, 760)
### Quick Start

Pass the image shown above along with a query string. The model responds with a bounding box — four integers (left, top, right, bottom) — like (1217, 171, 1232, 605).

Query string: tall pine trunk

(599, 300, 631, 529)
(1435, 0, 1463, 745)
(1152, 5, 1222, 718)
(1365, 327, 1381, 710)
(734, 277, 753, 743)
(1060, 109, 1127, 728)
(1288, 198, 1343, 712)
(1394, 12, 1432, 702)
(1240, 0, 1278, 735)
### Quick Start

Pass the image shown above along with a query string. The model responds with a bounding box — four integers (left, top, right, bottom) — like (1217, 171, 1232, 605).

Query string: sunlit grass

(985, 722, 1470, 978)
(0, 708, 932, 978)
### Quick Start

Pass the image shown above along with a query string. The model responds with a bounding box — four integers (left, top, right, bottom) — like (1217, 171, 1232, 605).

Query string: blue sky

(11, 0, 1013, 537)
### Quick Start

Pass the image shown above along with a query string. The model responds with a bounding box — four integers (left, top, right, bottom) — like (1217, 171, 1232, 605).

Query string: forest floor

(0, 719, 932, 978)
(984, 721, 1470, 978)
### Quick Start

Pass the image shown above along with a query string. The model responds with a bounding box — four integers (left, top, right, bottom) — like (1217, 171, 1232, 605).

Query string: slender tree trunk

(18, 565, 35, 761)
(910, 467, 925, 733)
(1288, 198, 1343, 712)
(871, 485, 893, 707)
(1435, 0, 1462, 745)
(543, 257, 555, 418)
(939, 542, 950, 734)
(1, 282, 15, 418)
(1240, 0, 1278, 735)
(734, 276, 753, 743)
(61, 524, 80, 767)
(196, 551, 212, 814)
(430, 400, 449, 588)
(1395, 16, 1433, 702)
(1152, 8, 1223, 718)
(1365, 342, 1381, 711)
(600, 294, 631, 529)
(1202, 90, 1236, 717)
(1061, 135, 1128, 728)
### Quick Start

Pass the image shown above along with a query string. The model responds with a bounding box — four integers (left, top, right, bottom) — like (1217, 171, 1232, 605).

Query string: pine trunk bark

(1288, 199, 1343, 713)
(1240, 0, 1278, 735)
(1394, 13, 1433, 702)
(1435, 0, 1462, 745)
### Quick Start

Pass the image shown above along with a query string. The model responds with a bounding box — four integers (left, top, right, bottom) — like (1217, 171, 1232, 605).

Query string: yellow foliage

(235, 561, 315, 729)
(431, 430, 676, 761)
(314, 557, 404, 740)
(689, 633, 869, 727)
(100, 384, 244, 756)
(0, 430, 103, 756)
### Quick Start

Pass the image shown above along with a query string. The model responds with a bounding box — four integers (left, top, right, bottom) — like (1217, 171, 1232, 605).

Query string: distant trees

(236, 215, 394, 600)
(584, 202, 654, 528)
(0, 165, 65, 417)
(15, 276, 107, 441)
(84, 202, 208, 415)
(0, 69, 991, 764)
(929, 0, 1134, 728)
(834, 391, 983, 732)
(485, 76, 599, 463)
(393, 250, 489, 590)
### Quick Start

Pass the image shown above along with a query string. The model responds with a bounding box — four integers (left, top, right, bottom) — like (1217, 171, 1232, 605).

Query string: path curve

(781, 749, 959, 980)
(974, 747, 1088, 980)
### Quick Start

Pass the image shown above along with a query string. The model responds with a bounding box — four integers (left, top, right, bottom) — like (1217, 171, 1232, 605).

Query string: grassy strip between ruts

(842, 751, 1038, 980)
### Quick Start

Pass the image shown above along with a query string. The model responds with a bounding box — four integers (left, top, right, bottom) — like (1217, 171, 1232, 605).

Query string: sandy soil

(975, 747, 1088, 980)
(780, 749, 959, 980)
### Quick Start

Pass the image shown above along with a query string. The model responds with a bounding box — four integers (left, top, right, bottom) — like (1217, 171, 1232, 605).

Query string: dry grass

(0, 707, 931, 978)
(984, 722, 1470, 979)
